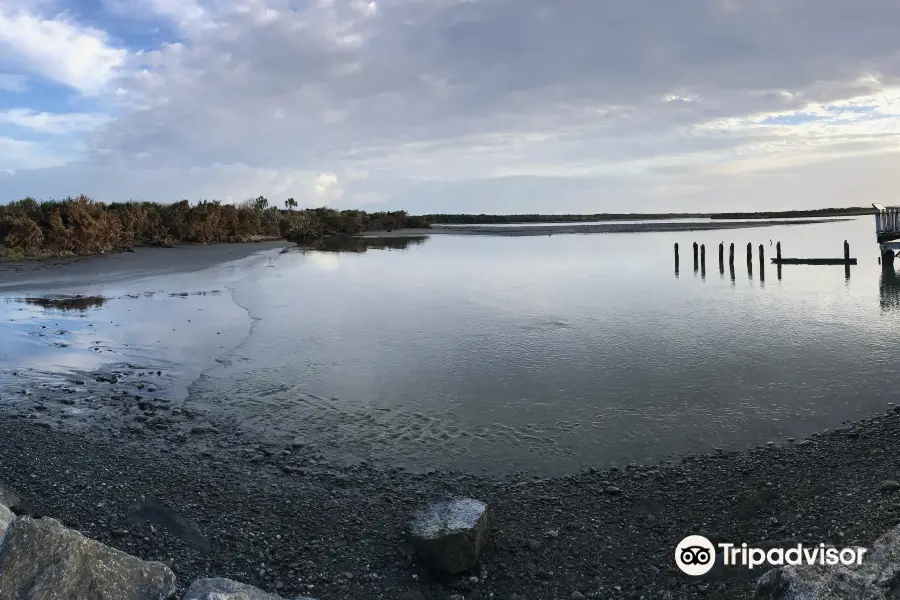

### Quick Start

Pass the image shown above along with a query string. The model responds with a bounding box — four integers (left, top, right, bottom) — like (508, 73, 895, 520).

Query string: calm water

(3, 219, 900, 475)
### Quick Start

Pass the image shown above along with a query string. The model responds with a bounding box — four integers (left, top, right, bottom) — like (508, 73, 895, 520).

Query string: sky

(1, 0, 900, 214)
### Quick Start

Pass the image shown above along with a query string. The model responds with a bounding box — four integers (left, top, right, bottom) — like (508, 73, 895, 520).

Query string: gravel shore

(3, 402, 900, 600)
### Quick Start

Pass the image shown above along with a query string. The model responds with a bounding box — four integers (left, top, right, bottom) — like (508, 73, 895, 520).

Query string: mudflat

(359, 218, 847, 237)
(0, 241, 291, 292)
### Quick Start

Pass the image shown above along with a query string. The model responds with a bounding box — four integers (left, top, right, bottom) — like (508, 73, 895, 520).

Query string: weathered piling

(844, 240, 850, 262)
(729, 262, 735, 283)
(729, 243, 735, 266)
(700, 244, 706, 274)
(674, 243, 679, 272)
(759, 244, 765, 282)
(776, 242, 781, 261)
(693, 242, 699, 271)
(718, 243, 724, 265)
(746, 242, 752, 263)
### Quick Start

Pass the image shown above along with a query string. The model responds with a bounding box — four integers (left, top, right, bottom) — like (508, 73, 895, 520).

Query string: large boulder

(0, 504, 13, 539)
(754, 525, 900, 599)
(409, 498, 489, 574)
(0, 481, 38, 517)
(183, 578, 319, 600)
(0, 516, 176, 600)
(183, 578, 284, 600)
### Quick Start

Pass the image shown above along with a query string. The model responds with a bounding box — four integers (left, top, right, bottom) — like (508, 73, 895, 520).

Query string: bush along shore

(0, 195, 426, 258)
(8, 402, 900, 599)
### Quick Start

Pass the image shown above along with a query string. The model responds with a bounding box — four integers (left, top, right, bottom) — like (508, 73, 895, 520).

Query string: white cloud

(0, 109, 111, 134)
(0, 136, 69, 171)
(5, 0, 900, 211)
(0, 7, 126, 95)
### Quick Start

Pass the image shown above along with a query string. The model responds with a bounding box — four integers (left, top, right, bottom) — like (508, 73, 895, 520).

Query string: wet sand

(0, 242, 291, 293)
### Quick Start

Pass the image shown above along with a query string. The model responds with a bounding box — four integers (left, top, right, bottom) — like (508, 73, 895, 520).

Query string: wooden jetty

(876, 204, 900, 265)
(773, 258, 858, 265)
(676, 234, 856, 281)
(770, 240, 856, 265)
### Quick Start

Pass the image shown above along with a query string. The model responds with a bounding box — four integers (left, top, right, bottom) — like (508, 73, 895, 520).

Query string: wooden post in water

(693, 242, 699, 272)
(845, 242, 851, 281)
(759, 244, 765, 282)
(718, 243, 724, 274)
(674, 243, 679, 273)
(776, 242, 781, 261)
(746, 242, 752, 263)
(729, 243, 735, 266)
(700, 244, 706, 273)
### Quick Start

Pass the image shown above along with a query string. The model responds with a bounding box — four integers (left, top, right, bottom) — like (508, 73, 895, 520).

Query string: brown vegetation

(0, 195, 427, 257)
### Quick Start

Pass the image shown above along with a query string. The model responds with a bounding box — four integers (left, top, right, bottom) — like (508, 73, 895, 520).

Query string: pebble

(881, 480, 900, 492)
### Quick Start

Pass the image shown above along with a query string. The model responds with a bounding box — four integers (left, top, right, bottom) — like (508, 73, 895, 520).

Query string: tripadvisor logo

(675, 536, 716, 576)
(674, 535, 868, 576)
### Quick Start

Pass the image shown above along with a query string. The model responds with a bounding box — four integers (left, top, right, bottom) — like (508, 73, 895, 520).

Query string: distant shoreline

(360, 218, 852, 237)
(421, 207, 875, 224)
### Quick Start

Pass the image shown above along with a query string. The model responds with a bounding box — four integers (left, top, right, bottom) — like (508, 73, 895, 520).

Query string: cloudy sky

(1, 0, 899, 213)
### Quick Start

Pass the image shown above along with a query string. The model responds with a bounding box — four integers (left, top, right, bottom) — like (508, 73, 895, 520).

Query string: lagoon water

(3, 218, 900, 475)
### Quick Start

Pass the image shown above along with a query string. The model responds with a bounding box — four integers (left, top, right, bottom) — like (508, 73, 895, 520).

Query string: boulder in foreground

(0, 481, 38, 517)
(753, 525, 900, 599)
(183, 578, 284, 600)
(0, 504, 13, 539)
(183, 578, 318, 600)
(409, 497, 489, 574)
(0, 516, 176, 600)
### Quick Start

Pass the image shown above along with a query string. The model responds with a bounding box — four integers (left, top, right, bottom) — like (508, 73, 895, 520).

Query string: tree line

(0, 195, 426, 257)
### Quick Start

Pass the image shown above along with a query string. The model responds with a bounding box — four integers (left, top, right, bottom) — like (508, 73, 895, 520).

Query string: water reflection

(15, 295, 107, 312)
(880, 265, 900, 312)
(307, 235, 429, 253)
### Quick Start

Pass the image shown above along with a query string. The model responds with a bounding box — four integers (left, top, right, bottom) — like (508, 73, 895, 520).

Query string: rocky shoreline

(5, 400, 900, 599)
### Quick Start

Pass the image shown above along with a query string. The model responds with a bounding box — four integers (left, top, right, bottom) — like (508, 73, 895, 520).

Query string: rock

(409, 498, 489, 574)
(571, 592, 586, 600)
(604, 485, 623, 495)
(753, 524, 900, 599)
(400, 592, 427, 600)
(0, 484, 19, 512)
(526, 538, 542, 551)
(0, 481, 38, 516)
(881, 480, 900, 492)
(183, 577, 286, 599)
(0, 503, 14, 538)
(127, 502, 210, 554)
(0, 516, 175, 600)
